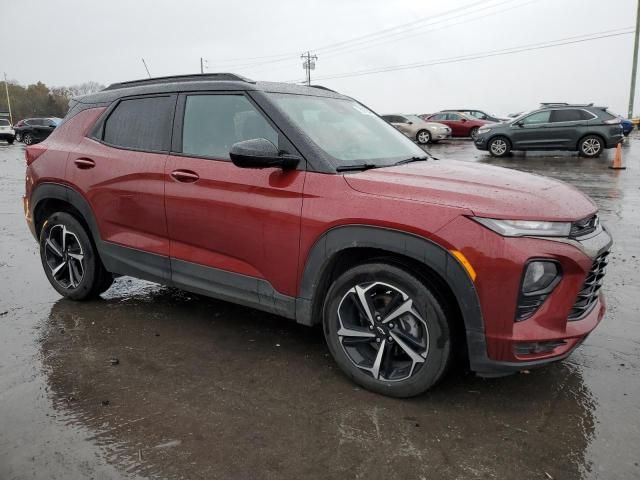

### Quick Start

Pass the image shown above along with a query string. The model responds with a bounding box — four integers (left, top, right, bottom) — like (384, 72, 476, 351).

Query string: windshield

(268, 93, 425, 166)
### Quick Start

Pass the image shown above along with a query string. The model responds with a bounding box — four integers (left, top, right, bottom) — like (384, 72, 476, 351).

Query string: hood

(344, 160, 597, 221)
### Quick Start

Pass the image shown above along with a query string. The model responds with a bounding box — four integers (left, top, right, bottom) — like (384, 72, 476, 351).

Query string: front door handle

(74, 157, 95, 169)
(171, 169, 200, 183)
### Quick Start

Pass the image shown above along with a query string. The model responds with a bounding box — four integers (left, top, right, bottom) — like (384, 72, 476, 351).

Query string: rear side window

(181, 94, 278, 160)
(550, 109, 592, 122)
(103, 96, 174, 152)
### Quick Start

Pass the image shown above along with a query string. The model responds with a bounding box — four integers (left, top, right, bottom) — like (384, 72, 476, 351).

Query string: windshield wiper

(336, 163, 378, 172)
(393, 155, 429, 166)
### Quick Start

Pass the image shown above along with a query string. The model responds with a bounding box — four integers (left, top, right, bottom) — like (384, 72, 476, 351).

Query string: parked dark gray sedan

(474, 103, 624, 157)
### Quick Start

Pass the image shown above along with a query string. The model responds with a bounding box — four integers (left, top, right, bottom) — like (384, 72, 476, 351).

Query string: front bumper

(473, 134, 489, 150)
(437, 217, 613, 376)
(431, 129, 451, 140)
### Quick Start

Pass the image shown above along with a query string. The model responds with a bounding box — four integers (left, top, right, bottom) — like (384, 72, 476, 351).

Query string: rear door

(547, 109, 592, 148)
(68, 95, 175, 280)
(164, 91, 305, 308)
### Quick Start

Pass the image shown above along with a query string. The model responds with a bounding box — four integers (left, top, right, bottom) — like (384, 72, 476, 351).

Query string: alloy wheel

(490, 139, 507, 156)
(582, 138, 601, 156)
(470, 128, 479, 140)
(24, 134, 33, 145)
(336, 281, 429, 382)
(44, 224, 85, 289)
(417, 130, 431, 144)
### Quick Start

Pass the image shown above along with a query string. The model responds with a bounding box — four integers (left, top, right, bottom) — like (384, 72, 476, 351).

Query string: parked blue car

(620, 117, 634, 136)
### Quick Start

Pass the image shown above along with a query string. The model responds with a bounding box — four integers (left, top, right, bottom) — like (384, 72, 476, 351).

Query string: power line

(299, 28, 634, 83)
(202, 0, 521, 69)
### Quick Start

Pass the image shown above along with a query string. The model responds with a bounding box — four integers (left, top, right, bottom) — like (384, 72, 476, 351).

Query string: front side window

(521, 111, 551, 125)
(103, 96, 174, 151)
(181, 94, 278, 159)
(268, 93, 425, 165)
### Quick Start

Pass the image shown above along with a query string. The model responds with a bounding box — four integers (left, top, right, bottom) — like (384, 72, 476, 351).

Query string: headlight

(473, 217, 571, 237)
(477, 127, 492, 134)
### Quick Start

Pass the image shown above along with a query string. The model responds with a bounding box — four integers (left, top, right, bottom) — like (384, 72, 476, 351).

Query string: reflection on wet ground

(1, 138, 639, 479)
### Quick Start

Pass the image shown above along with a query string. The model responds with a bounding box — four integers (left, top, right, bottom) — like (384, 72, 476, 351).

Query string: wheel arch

(295, 225, 486, 364)
(31, 183, 102, 243)
(576, 132, 605, 151)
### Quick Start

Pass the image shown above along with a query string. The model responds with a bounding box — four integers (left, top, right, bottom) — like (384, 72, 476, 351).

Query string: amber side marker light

(450, 250, 477, 282)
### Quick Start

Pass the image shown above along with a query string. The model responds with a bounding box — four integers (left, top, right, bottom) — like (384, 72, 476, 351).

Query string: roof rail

(104, 73, 255, 91)
(540, 102, 594, 107)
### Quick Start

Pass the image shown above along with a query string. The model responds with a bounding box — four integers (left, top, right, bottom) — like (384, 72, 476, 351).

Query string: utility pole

(3, 73, 12, 125)
(200, 57, 204, 74)
(301, 51, 318, 86)
(141, 58, 151, 78)
(628, 0, 640, 118)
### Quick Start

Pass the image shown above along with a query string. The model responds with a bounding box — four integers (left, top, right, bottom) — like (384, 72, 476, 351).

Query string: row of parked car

(0, 117, 62, 145)
(384, 104, 632, 158)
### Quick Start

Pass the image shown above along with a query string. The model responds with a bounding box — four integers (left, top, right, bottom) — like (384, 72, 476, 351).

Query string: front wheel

(323, 263, 451, 398)
(579, 135, 603, 157)
(416, 129, 431, 144)
(39, 212, 113, 300)
(15, 132, 22, 142)
(488, 137, 511, 157)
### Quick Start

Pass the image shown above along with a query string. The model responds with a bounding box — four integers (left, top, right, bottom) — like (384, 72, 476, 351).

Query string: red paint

(25, 106, 606, 365)
(423, 114, 492, 137)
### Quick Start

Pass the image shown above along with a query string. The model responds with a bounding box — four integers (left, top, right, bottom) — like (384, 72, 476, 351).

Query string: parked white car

(0, 119, 16, 144)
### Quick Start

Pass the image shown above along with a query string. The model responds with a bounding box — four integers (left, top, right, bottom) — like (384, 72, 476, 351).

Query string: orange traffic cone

(609, 143, 626, 170)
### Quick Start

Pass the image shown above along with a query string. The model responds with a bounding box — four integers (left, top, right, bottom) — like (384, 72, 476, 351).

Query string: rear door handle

(74, 157, 95, 169)
(171, 169, 200, 183)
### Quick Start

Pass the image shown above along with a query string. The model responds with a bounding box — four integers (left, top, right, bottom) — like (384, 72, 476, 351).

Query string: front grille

(568, 251, 609, 320)
(570, 214, 599, 238)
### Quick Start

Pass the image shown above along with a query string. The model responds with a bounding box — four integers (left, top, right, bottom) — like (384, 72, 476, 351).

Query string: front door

(509, 110, 554, 149)
(165, 92, 305, 312)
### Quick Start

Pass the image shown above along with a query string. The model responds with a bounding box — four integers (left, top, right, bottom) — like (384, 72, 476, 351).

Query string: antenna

(141, 58, 151, 78)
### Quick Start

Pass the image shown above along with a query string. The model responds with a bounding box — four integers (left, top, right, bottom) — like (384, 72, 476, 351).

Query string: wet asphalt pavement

(1, 137, 639, 480)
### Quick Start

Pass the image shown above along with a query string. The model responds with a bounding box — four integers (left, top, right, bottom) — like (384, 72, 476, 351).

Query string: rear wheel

(7, 137, 14, 145)
(579, 135, 603, 157)
(323, 263, 451, 397)
(39, 212, 113, 300)
(488, 136, 511, 157)
(23, 133, 34, 145)
(416, 129, 431, 144)
(470, 127, 479, 140)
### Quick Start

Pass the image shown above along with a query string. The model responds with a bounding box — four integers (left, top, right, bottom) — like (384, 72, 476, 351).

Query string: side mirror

(230, 138, 300, 170)
(407, 121, 413, 125)
(514, 121, 523, 127)
(460, 118, 468, 122)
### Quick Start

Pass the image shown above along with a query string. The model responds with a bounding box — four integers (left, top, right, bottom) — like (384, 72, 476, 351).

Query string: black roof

(75, 73, 347, 104)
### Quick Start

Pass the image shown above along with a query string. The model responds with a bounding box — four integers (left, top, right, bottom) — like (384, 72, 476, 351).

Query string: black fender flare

(30, 182, 102, 242)
(295, 225, 488, 369)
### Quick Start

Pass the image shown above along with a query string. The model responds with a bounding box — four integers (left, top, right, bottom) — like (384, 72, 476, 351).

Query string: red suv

(24, 74, 612, 397)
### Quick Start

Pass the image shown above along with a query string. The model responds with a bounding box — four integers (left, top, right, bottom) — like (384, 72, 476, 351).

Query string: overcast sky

(1, 0, 638, 116)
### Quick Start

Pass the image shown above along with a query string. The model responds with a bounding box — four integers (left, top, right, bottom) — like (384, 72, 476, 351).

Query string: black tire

(7, 137, 14, 145)
(23, 133, 34, 145)
(323, 263, 451, 398)
(488, 136, 511, 157)
(39, 212, 113, 300)
(470, 127, 479, 140)
(416, 129, 431, 144)
(578, 135, 603, 157)
(15, 132, 22, 142)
